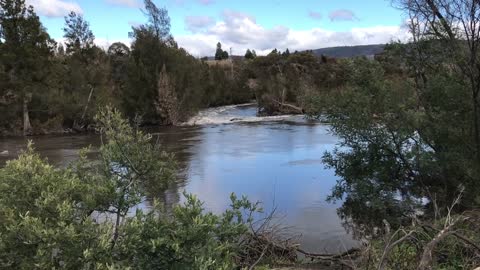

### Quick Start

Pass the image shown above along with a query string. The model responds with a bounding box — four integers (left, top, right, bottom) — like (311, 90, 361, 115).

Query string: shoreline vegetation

(0, 0, 349, 137)
(1, 0, 480, 269)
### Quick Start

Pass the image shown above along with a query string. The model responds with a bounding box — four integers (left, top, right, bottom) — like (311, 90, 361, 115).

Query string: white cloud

(26, 0, 82, 17)
(55, 8, 408, 59)
(105, 0, 141, 8)
(175, 10, 410, 57)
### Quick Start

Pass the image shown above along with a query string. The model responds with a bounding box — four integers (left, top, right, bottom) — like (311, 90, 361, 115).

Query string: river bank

(0, 102, 309, 137)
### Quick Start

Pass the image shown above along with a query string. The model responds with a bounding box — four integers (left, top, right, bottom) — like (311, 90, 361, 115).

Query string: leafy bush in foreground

(0, 108, 261, 269)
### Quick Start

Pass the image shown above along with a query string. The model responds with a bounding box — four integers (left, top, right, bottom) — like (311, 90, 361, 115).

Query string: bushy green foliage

(0, 143, 111, 269)
(115, 193, 260, 269)
(0, 107, 262, 269)
(305, 45, 480, 233)
(248, 50, 347, 115)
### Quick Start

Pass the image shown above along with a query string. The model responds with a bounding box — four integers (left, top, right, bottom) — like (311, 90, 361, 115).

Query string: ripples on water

(0, 104, 359, 253)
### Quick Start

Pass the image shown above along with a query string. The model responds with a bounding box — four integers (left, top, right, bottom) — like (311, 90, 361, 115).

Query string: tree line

(0, 0, 253, 136)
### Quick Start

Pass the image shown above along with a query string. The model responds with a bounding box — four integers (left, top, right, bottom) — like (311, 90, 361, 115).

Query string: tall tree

(63, 11, 95, 53)
(215, 42, 224, 60)
(245, 49, 254, 59)
(215, 42, 229, 60)
(141, 0, 171, 40)
(393, 0, 480, 162)
(126, 1, 179, 124)
(0, 0, 55, 135)
(108, 42, 130, 89)
(63, 11, 94, 55)
(62, 12, 111, 131)
(311, 0, 480, 231)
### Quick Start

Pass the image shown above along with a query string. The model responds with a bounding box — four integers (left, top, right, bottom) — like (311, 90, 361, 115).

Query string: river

(0, 104, 358, 254)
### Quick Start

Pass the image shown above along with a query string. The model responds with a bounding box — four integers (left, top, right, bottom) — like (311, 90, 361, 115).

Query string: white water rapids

(182, 103, 304, 126)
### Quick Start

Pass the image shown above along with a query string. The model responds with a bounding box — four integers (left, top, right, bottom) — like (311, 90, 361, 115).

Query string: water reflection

(175, 122, 358, 253)
(0, 106, 359, 253)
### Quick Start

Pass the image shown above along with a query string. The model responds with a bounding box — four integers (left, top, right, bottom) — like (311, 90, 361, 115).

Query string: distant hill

(311, 44, 385, 58)
(201, 44, 386, 60)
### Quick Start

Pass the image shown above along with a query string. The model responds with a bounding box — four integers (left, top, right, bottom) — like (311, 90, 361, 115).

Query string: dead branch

(417, 221, 457, 270)
(297, 247, 361, 260)
(377, 229, 416, 270)
(418, 188, 469, 270)
(271, 99, 304, 114)
(423, 224, 480, 253)
(248, 243, 269, 270)
(452, 232, 480, 253)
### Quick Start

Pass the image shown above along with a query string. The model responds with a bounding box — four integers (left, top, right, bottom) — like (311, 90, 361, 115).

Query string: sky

(26, 0, 410, 57)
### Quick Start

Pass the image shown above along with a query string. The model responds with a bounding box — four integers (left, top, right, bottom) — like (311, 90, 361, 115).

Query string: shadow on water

(0, 105, 360, 253)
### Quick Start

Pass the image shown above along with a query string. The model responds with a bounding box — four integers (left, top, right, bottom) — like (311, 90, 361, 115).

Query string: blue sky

(27, 0, 409, 56)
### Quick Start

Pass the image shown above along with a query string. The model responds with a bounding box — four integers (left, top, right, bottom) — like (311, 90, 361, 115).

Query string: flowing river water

(0, 104, 359, 254)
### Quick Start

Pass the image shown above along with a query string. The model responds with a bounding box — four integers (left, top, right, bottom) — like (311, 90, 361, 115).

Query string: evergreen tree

(63, 12, 94, 55)
(221, 50, 229, 60)
(142, 0, 171, 40)
(62, 13, 111, 130)
(215, 42, 224, 60)
(244, 49, 255, 59)
(0, 0, 55, 135)
(269, 48, 278, 55)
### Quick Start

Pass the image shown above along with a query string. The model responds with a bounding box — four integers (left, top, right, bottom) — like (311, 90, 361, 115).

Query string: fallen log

(272, 100, 304, 114)
(297, 247, 361, 260)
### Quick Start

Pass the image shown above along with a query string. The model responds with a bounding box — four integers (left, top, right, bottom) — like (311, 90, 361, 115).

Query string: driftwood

(242, 229, 361, 269)
(271, 99, 304, 114)
(298, 247, 361, 261)
(239, 206, 361, 269)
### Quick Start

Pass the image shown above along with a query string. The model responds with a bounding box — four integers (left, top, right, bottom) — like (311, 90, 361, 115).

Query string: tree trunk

(111, 207, 121, 250)
(23, 94, 32, 136)
(81, 85, 94, 123)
